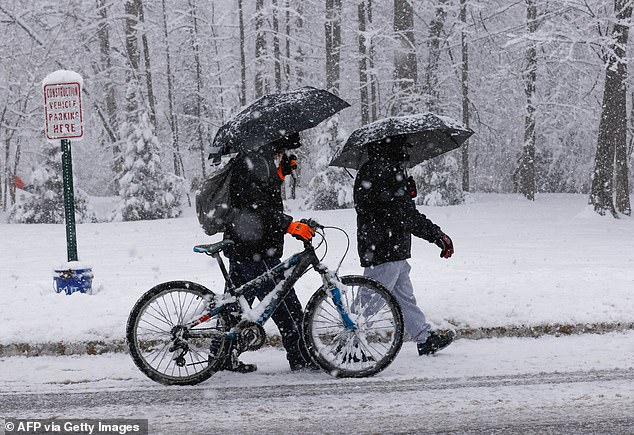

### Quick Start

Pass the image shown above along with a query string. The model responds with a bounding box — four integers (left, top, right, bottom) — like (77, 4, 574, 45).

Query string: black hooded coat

(224, 148, 293, 261)
(354, 152, 442, 267)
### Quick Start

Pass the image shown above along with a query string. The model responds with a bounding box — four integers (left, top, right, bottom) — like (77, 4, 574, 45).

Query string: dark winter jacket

(354, 157, 442, 267)
(224, 150, 292, 261)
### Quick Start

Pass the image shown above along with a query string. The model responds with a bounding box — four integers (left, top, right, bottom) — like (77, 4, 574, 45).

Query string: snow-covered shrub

(304, 167, 354, 210)
(9, 141, 97, 224)
(302, 117, 354, 210)
(113, 110, 185, 221)
(412, 152, 464, 206)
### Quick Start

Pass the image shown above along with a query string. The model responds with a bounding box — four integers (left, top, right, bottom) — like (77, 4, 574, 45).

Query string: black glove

(434, 233, 454, 259)
(279, 153, 298, 176)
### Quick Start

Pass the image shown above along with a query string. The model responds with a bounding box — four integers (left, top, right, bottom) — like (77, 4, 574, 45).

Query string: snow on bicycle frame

(191, 235, 354, 330)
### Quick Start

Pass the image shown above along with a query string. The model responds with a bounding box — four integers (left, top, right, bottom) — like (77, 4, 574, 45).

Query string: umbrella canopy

(211, 86, 350, 157)
(329, 113, 474, 170)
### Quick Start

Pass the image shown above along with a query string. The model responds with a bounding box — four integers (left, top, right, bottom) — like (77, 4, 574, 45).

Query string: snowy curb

(1, 321, 633, 358)
(452, 321, 634, 340)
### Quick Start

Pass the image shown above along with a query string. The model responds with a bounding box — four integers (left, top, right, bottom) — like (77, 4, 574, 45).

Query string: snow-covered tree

(412, 153, 463, 207)
(304, 166, 354, 210)
(9, 141, 96, 224)
(302, 117, 354, 210)
(114, 89, 185, 221)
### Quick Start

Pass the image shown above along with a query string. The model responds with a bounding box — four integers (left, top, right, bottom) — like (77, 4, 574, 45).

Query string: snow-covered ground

(0, 193, 632, 346)
(2, 333, 632, 395)
(1, 333, 633, 433)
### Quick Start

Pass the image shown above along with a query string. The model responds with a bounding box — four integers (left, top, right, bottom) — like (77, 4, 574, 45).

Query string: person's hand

(300, 218, 322, 230)
(434, 233, 454, 259)
(278, 154, 298, 180)
(407, 176, 417, 198)
(287, 221, 315, 242)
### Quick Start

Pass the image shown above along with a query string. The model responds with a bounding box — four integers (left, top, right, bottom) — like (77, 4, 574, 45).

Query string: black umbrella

(329, 113, 474, 170)
(211, 86, 350, 157)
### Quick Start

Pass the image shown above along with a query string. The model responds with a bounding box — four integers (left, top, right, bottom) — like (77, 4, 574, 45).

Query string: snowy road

(2, 369, 633, 433)
(1, 332, 633, 434)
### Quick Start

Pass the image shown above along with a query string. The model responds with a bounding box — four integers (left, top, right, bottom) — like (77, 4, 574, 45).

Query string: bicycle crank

(235, 320, 266, 351)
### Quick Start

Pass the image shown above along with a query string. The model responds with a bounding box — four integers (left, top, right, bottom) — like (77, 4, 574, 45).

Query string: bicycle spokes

(306, 276, 403, 377)
(131, 286, 228, 382)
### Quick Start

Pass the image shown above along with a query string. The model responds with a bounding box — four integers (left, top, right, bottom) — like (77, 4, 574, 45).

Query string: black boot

(210, 340, 257, 374)
(223, 357, 257, 373)
(222, 348, 257, 373)
(417, 330, 455, 356)
(290, 358, 321, 372)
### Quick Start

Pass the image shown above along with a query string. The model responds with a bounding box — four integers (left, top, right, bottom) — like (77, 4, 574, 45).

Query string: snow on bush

(302, 117, 354, 210)
(9, 141, 96, 224)
(304, 167, 354, 210)
(113, 109, 185, 221)
(412, 153, 464, 206)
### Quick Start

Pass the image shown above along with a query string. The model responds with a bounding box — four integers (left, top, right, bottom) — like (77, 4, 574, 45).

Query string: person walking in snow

(354, 136, 456, 356)
(221, 132, 318, 373)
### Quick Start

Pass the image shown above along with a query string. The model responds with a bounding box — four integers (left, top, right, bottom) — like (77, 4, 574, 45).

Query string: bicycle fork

(319, 268, 356, 331)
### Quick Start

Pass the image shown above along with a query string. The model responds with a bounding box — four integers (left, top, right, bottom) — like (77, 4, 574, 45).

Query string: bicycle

(126, 220, 404, 385)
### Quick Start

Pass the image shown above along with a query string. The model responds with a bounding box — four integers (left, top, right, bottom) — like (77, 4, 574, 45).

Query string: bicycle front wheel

(304, 275, 404, 378)
(126, 281, 231, 386)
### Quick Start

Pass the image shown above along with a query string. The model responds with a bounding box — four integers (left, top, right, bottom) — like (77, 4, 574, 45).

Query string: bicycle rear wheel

(304, 275, 404, 378)
(126, 281, 231, 385)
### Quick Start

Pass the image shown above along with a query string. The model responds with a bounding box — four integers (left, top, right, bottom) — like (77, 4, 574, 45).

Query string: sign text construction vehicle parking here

(44, 78, 83, 141)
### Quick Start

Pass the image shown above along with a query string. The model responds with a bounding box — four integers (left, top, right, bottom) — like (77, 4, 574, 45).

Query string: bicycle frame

(188, 241, 356, 334)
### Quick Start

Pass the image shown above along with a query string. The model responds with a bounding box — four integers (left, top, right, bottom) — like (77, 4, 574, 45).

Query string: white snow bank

(0, 193, 632, 345)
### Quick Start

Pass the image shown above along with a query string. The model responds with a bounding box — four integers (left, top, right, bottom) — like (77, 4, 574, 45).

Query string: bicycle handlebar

(300, 218, 323, 231)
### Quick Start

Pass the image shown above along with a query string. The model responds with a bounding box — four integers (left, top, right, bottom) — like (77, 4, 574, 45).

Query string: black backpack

(195, 158, 237, 235)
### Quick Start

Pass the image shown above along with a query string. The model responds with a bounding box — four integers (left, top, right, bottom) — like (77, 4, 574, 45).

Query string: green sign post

(61, 138, 78, 261)
(44, 70, 92, 294)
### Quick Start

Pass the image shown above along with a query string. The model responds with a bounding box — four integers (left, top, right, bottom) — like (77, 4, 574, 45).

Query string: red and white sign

(44, 81, 84, 141)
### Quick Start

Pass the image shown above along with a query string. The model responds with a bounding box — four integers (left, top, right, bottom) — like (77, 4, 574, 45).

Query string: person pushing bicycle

(221, 132, 319, 373)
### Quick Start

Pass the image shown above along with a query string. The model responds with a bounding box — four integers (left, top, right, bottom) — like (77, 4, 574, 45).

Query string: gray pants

(364, 260, 431, 343)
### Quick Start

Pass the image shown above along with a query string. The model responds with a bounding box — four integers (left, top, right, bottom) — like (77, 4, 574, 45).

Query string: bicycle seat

(193, 240, 235, 256)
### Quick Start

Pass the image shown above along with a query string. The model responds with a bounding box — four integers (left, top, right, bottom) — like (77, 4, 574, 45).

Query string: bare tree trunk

(294, 0, 305, 86)
(209, 3, 227, 123)
(615, 5, 632, 216)
(590, 0, 632, 216)
(161, 0, 182, 177)
(96, 0, 120, 186)
(358, 1, 370, 125)
(1, 90, 7, 209)
(10, 137, 22, 205)
(138, 0, 158, 131)
(273, 0, 282, 92)
(393, 0, 417, 115)
(255, 0, 267, 98)
(422, 0, 447, 113)
(325, 0, 342, 96)
(460, 0, 470, 192)
(238, 0, 247, 106)
(284, 0, 292, 90)
(0, 92, 29, 210)
(124, 0, 140, 118)
(616, 131, 631, 214)
(368, 0, 378, 121)
(2, 138, 9, 211)
(285, 0, 297, 198)
(517, 0, 538, 201)
(188, 0, 207, 178)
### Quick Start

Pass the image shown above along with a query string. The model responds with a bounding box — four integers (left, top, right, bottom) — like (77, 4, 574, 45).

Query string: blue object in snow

(53, 267, 93, 295)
